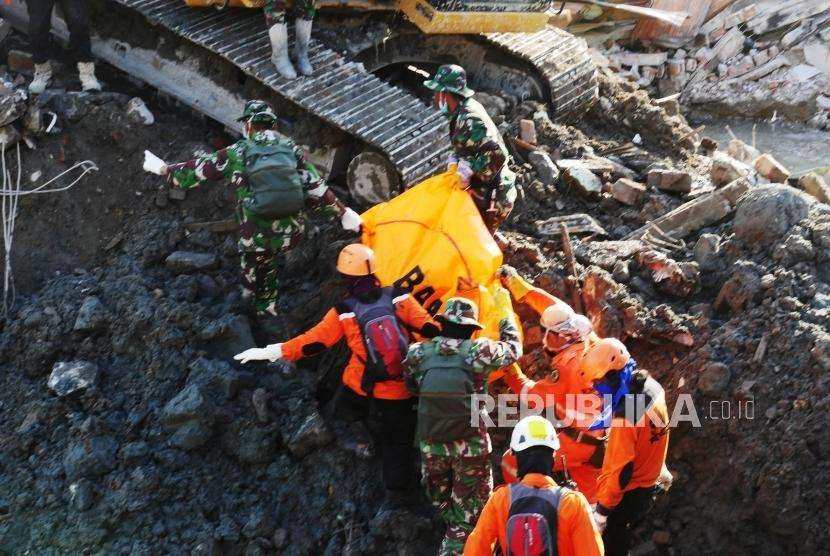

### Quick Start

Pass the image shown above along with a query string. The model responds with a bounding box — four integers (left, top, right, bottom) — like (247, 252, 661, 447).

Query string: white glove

(143, 150, 167, 175)
(340, 207, 362, 233)
(447, 153, 458, 170)
(234, 343, 283, 364)
(591, 505, 608, 533)
(456, 159, 474, 185)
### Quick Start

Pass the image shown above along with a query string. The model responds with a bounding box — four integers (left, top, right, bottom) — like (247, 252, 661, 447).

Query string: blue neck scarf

(588, 359, 636, 431)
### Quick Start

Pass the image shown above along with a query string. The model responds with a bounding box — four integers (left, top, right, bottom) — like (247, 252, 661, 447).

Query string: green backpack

(243, 140, 305, 219)
(415, 339, 479, 443)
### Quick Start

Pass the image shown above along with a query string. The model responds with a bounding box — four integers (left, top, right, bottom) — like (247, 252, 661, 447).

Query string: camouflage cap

(436, 297, 484, 329)
(423, 64, 475, 98)
(237, 100, 278, 124)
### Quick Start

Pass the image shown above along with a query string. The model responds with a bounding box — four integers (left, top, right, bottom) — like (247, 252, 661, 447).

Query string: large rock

(693, 234, 722, 272)
(527, 150, 560, 186)
(165, 251, 218, 274)
(48, 361, 99, 397)
(563, 166, 602, 198)
(161, 383, 215, 449)
(186, 358, 241, 401)
(716, 261, 763, 313)
(733, 185, 814, 248)
(283, 411, 333, 458)
(63, 437, 118, 479)
(198, 316, 255, 360)
(73, 296, 107, 332)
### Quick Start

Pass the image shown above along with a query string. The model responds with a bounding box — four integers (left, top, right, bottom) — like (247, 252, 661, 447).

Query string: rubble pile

(573, 0, 830, 126)
(0, 27, 829, 556)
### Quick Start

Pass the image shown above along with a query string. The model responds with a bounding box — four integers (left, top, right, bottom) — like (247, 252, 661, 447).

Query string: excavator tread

(113, 0, 452, 186)
(484, 26, 597, 122)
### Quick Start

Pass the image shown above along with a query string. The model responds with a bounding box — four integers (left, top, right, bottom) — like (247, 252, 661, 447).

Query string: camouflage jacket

(449, 98, 515, 202)
(167, 130, 344, 253)
(403, 318, 522, 458)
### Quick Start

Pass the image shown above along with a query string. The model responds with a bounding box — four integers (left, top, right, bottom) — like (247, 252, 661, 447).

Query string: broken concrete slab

(647, 169, 692, 193)
(627, 178, 751, 240)
(563, 166, 603, 198)
(574, 240, 644, 271)
(611, 178, 647, 206)
(753, 154, 790, 183)
(733, 185, 815, 248)
(797, 172, 830, 204)
(527, 150, 560, 186)
(555, 158, 614, 175)
(727, 139, 760, 165)
(535, 214, 607, 237)
(711, 152, 752, 187)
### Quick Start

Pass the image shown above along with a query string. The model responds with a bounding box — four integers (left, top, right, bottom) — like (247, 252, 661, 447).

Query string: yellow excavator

(0, 0, 596, 203)
(184, 0, 550, 34)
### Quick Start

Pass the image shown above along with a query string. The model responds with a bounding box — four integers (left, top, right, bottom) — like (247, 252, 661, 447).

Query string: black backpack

(342, 288, 410, 395)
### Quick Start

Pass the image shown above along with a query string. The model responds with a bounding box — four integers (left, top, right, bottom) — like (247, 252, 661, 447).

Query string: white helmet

(540, 302, 575, 331)
(571, 314, 593, 339)
(510, 416, 560, 452)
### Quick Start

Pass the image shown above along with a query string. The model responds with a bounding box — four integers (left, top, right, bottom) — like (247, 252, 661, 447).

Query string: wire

(1, 145, 99, 316)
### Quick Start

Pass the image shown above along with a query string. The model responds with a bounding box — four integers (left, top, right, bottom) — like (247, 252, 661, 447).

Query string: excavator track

(483, 27, 597, 122)
(108, 0, 454, 187)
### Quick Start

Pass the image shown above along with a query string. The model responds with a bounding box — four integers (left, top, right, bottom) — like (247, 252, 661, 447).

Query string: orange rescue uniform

(463, 473, 604, 556)
(281, 290, 435, 400)
(501, 274, 605, 501)
(596, 377, 670, 513)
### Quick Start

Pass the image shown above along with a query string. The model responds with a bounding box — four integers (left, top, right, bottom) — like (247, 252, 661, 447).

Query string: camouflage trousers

(240, 250, 281, 317)
(470, 175, 517, 232)
(264, 0, 316, 25)
(422, 452, 493, 556)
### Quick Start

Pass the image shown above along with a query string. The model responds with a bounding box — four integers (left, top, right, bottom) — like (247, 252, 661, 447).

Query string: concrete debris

(753, 154, 790, 183)
(647, 168, 692, 193)
(48, 361, 100, 398)
(710, 151, 752, 187)
(527, 150, 560, 186)
(126, 97, 155, 125)
(563, 165, 603, 198)
(519, 119, 537, 144)
(797, 172, 830, 204)
(611, 178, 646, 206)
(628, 177, 750, 240)
(726, 139, 760, 165)
(694, 233, 722, 271)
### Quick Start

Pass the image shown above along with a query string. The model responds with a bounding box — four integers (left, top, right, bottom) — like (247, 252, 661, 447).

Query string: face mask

(437, 95, 450, 116)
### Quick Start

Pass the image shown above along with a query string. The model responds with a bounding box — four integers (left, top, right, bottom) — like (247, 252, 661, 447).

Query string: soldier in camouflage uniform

(264, 0, 316, 78)
(160, 100, 361, 319)
(403, 292, 522, 555)
(424, 64, 517, 233)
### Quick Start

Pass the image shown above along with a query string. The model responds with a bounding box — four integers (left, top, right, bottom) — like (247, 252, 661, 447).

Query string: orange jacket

(281, 289, 436, 400)
(596, 377, 670, 513)
(464, 473, 604, 556)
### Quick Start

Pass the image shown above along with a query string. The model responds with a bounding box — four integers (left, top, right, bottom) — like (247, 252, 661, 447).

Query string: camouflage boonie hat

(237, 100, 278, 124)
(424, 64, 475, 98)
(437, 297, 484, 329)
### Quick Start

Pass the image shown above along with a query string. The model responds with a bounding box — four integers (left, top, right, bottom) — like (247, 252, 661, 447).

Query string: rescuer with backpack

(146, 100, 361, 320)
(234, 243, 439, 508)
(402, 291, 522, 555)
(463, 416, 603, 556)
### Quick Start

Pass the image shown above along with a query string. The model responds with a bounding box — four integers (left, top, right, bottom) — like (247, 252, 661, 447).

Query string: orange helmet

(579, 338, 630, 384)
(336, 244, 377, 276)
